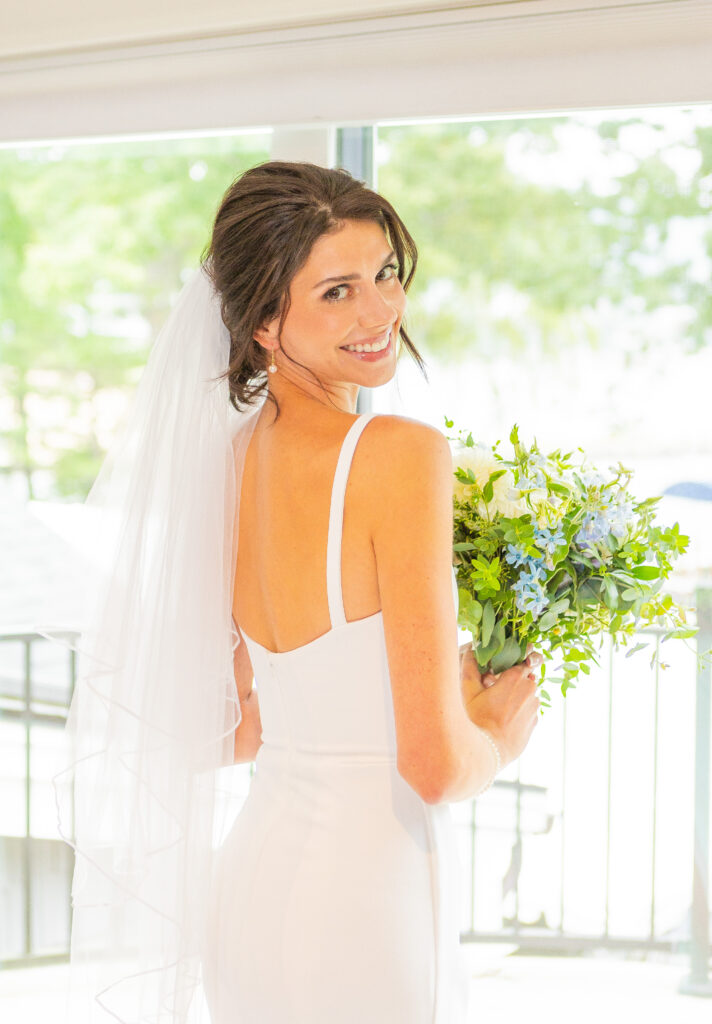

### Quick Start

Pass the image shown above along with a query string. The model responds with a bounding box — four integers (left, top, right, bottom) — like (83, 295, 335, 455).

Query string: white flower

(452, 443, 532, 517)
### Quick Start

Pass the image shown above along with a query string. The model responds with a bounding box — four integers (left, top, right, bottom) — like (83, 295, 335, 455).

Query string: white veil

(38, 262, 266, 1022)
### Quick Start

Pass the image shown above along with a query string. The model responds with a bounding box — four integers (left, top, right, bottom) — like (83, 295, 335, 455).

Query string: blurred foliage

(377, 112, 712, 361)
(1, 111, 711, 499)
(0, 133, 270, 498)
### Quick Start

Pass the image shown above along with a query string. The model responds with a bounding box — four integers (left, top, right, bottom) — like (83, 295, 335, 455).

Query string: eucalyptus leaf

(537, 609, 559, 631)
(603, 576, 618, 609)
(490, 637, 524, 674)
(481, 600, 495, 646)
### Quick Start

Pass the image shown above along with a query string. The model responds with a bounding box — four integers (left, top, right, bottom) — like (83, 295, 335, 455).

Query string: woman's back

(233, 402, 385, 655)
(201, 405, 470, 1023)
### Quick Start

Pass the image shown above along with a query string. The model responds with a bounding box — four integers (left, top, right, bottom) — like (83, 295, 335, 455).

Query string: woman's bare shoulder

(356, 414, 453, 553)
(363, 413, 449, 453)
(360, 413, 452, 484)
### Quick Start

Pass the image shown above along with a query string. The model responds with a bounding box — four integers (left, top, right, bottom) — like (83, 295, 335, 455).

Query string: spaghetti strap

(326, 412, 377, 629)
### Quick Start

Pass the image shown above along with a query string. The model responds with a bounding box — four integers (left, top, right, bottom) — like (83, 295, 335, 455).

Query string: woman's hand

(461, 643, 543, 768)
(459, 642, 493, 708)
(460, 641, 538, 710)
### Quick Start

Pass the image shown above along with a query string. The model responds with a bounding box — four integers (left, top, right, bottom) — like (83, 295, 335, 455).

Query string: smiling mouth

(340, 329, 393, 354)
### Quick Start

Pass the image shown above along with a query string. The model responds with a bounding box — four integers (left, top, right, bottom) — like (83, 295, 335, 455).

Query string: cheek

(286, 301, 341, 337)
(392, 283, 408, 321)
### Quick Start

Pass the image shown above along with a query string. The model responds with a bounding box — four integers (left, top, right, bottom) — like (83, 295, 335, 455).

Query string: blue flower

(517, 469, 546, 490)
(506, 544, 548, 582)
(512, 577, 550, 618)
(575, 511, 610, 548)
(505, 543, 529, 567)
(604, 496, 635, 539)
(580, 468, 607, 488)
(519, 563, 547, 586)
(512, 557, 550, 619)
(534, 526, 566, 555)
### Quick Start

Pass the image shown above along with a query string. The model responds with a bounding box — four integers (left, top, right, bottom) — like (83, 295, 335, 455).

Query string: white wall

(1, 1, 710, 142)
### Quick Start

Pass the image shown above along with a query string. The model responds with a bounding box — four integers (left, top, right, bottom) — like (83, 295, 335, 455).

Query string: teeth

(343, 331, 390, 353)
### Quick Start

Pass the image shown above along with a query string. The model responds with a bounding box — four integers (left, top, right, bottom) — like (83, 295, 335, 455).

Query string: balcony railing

(1, 597, 709, 996)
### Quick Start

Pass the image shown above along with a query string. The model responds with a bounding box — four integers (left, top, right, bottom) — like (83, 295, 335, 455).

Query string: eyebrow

(313, 250, 397, 289)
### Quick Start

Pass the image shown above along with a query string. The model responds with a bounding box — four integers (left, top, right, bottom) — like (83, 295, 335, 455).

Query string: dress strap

(326, 412, 377, 629)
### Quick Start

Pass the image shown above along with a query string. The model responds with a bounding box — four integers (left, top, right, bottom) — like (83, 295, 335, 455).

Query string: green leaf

(537, 609, 559, 631)
(490, 636, 524, 674)
(483, 480, 494, 503)
(632, 565, 662, 580)
(575, 579, 602, 607)
(481, 600, 495, 646)
(602, 575, 618, 610)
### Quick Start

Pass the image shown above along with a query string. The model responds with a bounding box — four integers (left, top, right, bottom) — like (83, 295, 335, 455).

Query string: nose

(357, 280, 399, 332)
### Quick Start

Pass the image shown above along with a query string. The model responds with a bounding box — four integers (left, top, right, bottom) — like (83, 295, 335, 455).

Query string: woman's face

(256, 218, 407, 397)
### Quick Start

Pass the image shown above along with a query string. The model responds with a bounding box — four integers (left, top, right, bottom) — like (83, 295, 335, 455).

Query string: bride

(54, 160, 540, 1024)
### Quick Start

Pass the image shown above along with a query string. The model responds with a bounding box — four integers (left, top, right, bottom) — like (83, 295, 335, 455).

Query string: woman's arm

(231, 620, 263, 764)
(368, 416, 538, 804)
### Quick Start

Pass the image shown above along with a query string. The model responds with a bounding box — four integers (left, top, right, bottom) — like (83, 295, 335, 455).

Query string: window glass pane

(376, 106, 709, 941)
(376, 107, 712, 592)
(30, 724, 67, 840)
(1, 128, 272, 639)
(0, 720, 26, 838)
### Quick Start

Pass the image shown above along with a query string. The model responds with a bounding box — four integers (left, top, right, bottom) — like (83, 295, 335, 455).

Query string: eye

(377, 262, 400, 281)
(323, 284, 350, 303)
(322, 263, 400, 303)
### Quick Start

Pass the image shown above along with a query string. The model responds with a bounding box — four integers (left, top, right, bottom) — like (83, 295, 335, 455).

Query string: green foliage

(0, 135, 270, 498)
(377, 114, 712, 360)
(4, 111, 712, 499)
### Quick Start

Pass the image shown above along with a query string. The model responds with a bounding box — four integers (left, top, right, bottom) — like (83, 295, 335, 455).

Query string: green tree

(376, 113, 712, 361)
(0, 135, 269, 498)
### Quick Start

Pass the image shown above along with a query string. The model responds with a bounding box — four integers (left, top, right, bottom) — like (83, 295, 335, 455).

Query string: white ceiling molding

(0, 0, 710, 142)
(0, 2, 516, 58)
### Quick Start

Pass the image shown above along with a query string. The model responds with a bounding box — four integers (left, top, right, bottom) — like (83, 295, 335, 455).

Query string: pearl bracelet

(472, 724, 502, 796)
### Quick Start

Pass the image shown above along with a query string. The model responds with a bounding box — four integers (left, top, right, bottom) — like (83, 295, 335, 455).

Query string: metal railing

(456, 589, 710, 997)
(0, 626, 77, 967)
(1, 600, 710, 995)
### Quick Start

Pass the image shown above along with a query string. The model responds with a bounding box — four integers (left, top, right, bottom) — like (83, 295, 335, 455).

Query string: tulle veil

(36, 261, 266, 1022)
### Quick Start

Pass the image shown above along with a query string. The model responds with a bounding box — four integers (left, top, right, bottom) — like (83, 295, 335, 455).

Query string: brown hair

(201, 160, 427, 419)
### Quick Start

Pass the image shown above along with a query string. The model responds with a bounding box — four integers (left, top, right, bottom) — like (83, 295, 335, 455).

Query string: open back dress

(200, 411, 470, 1023)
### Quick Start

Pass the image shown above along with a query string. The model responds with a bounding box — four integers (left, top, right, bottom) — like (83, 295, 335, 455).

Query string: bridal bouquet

(447, 419, 697, 707)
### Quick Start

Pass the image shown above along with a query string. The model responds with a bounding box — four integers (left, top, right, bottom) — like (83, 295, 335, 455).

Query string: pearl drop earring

(269, 348, 277, 374)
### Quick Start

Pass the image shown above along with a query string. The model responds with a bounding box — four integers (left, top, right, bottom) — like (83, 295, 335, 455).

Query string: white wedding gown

(200, 411, 470, 1023)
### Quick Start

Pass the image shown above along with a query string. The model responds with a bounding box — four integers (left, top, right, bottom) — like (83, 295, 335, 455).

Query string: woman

(197, 162, 541, 1022)
(54, 160, 540, 1024)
